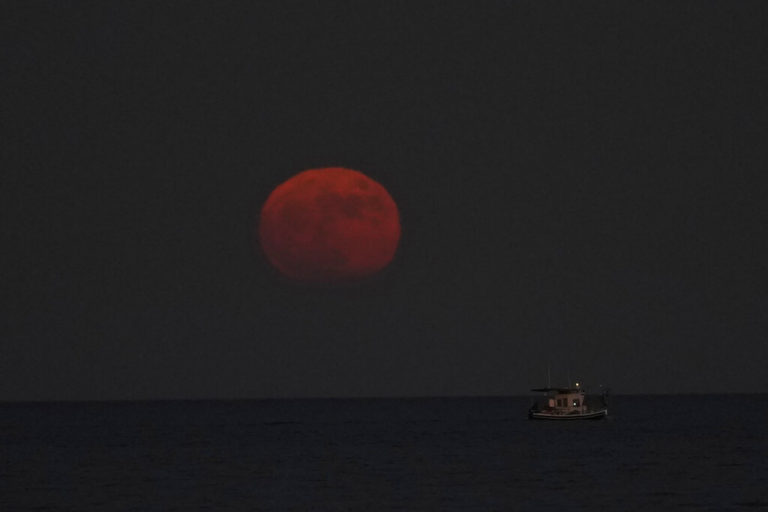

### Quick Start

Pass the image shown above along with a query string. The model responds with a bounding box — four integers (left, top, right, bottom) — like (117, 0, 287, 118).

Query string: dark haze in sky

(2, 1, 767, 400)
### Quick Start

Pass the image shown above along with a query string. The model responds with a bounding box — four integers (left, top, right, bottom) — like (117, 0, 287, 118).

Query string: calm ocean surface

(2, 395, 766, 511)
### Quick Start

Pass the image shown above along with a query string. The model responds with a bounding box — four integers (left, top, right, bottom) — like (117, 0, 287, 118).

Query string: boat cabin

(531, 386, 586, 414)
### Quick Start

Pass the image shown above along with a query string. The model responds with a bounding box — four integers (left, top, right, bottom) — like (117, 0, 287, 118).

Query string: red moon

(258, 167, 401, 283)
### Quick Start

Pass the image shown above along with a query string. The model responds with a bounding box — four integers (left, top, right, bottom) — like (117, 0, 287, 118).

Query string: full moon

(258, 167, 401, 283)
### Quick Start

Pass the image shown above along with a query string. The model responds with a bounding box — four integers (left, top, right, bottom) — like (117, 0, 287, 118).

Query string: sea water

(2, 395, 767, 510)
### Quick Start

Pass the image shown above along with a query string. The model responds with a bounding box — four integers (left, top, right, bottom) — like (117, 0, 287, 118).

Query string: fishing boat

(528, 383, 608, 420)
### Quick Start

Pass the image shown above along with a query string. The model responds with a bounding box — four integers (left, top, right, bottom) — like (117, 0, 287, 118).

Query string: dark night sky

(2, 1, 767, 400)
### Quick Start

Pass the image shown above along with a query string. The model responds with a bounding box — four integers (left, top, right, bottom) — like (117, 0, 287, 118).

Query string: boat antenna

(547, 364, 551, 388)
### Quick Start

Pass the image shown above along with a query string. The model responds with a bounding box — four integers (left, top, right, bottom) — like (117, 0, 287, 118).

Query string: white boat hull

(529, 408, 608, 420)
